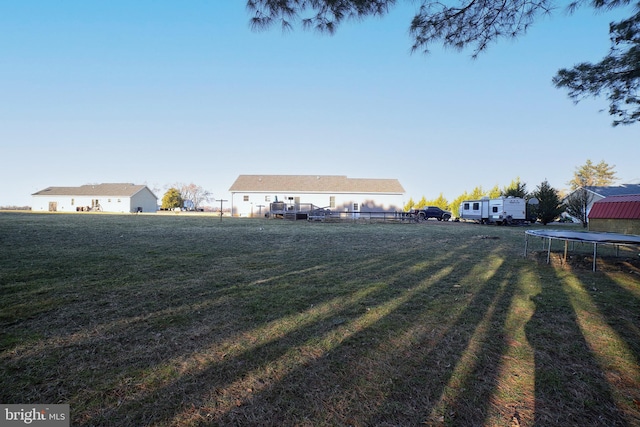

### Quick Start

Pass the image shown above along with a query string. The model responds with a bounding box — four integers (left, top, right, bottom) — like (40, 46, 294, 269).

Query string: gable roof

(32, 183, 156, 199)
(583, 184, 640, 198)
(588, 194, 640, 219)
(229, 175, 405, 194)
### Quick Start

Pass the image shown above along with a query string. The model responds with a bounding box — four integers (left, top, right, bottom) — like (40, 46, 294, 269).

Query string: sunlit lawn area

(1, 212, 639, 426)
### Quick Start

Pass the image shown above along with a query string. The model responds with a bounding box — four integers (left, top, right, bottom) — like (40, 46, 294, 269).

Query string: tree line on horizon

(405, 159, 619, 226)
(156, 160, 618, 225)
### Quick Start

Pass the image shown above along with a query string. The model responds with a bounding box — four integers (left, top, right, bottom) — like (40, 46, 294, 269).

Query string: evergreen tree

(553, 11, 640, 126)
(406, 194, 450, 212)
(403, 197, 416, 212)
(415, 196, 428, 209)
(162, 188, 183, 210)
(427, 193, 449, 210)
(468, 186, 486, 200)
(532, 180, 564, 225)
(450, 192, 469, 219)
(593, 160, 619, 186)
(568, 159, 618, 190)
(488, 185, 502, 199)
(502, 177, 528, 198)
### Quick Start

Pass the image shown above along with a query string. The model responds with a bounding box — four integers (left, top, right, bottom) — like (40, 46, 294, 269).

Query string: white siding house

(564, 184, 640, 221)
(32, 183, 158, 213)
(229, 175, 405, 217)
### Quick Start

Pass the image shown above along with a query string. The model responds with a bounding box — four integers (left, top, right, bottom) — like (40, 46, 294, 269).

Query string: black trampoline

(524, 229, 640, 272)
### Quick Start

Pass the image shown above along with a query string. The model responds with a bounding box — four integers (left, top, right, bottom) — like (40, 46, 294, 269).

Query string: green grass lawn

(1, 212, 639, 426)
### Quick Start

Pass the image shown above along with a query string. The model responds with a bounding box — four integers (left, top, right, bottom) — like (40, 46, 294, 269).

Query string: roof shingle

(229, 175, 405, 194)
(32, 183, 154, 198)
(585, 184, 640, 198)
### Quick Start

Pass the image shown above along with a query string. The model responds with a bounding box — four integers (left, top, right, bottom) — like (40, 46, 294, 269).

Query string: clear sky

(1, 1, 638, 208)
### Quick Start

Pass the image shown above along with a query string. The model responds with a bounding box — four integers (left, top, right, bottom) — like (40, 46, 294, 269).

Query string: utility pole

(216, 199, 228, 222)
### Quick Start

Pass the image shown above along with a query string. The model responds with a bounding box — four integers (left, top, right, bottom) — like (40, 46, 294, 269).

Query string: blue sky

(1, 1, 638, 207)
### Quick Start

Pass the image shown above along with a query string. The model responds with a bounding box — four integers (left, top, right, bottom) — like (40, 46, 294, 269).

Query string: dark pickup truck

(414, 206, 452, 221)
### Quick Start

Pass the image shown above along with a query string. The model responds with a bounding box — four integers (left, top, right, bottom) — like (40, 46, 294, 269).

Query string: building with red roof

(588, 194, 640, 235)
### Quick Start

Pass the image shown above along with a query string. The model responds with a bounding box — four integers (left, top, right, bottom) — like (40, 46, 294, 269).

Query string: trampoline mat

(526, 229, 640, 245)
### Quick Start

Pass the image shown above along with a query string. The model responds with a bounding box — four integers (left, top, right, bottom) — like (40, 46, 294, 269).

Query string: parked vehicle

(458, 197, 534, 225)
(414, 206, 452, 221)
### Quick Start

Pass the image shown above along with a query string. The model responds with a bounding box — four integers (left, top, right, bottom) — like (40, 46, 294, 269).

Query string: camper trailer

(459, 197, 532, 225)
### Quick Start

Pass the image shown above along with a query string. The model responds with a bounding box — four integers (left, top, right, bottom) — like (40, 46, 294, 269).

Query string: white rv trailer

(459, 197, 530, 224)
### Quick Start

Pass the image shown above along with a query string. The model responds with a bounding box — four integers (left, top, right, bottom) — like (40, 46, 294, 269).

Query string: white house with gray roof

(564, 184, 640, 221)
(229, 175, 405, 217)
(32, 183, 158, 213)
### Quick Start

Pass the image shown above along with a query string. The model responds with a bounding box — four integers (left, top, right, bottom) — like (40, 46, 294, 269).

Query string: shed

(588, 194, 640, 235)
(564, 184, 640, 222)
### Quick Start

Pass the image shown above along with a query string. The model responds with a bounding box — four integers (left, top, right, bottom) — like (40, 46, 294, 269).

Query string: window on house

(353, 203, 359, 211)
(243, 195, 249, 202)
(71, 199, 75, 206)
(330, 196, 335, 208)
(265, 196, 271, 202)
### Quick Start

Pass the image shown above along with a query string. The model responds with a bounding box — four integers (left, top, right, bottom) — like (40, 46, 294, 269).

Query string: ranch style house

(229, 175, 406, 218)
(32, 183, 158, 213)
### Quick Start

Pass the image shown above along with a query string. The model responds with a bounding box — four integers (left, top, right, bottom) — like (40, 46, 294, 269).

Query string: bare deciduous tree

(176, 183, 212, 211)
(564, 188, 593, 228)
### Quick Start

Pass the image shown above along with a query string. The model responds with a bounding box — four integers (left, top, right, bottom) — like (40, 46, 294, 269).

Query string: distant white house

(228, 175, 405, 217)
(32, 183, 158, 213)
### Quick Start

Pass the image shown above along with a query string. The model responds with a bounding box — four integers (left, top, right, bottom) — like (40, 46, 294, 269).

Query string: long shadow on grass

(527, 246, 640, 364)
(2, 219, 527, 426)
(362, 250, 520, 426)
(431, 265, 521, 426)
(562, 258, 640, 424)
(212, 242, 515, 425)
(1, 223, 379, 410)
(71, 237, 481, 426)
(2, 259, 383, 422)
(46, 246, 440, 424)
(577, 259, 640, 366)
(525, 263, 631, 426)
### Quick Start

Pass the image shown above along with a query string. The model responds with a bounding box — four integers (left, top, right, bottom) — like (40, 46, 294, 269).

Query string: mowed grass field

(1, 212, 639, 426)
